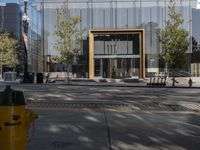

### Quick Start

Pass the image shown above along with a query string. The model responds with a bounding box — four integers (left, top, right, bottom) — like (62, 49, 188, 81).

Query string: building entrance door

(94, 58, 140, 79)
(117, 58, 131, 78)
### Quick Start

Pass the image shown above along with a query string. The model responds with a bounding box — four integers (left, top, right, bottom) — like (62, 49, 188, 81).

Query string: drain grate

(27, 101, 200, 112)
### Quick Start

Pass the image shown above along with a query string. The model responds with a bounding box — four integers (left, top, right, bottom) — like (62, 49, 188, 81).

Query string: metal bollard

(188, 78, 193, 87)
(0, 85, 38, 150)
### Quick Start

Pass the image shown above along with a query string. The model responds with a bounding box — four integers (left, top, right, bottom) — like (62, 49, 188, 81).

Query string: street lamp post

(23, 0, 29, 36)
(0, 3, 6, 79)
(22, 0, 30, 83)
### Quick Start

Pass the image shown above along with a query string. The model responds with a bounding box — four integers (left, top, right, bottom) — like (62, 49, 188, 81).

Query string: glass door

(102, 58, 110, 78)
(131, 58, 140, 78)
(94, 59, 101, 77)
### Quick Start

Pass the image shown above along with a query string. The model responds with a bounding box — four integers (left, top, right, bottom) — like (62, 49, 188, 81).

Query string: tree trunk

(0, 65, 2, 80)
(67, 64, 70, 84)
(165, 63, 168, 73)
(0, 52, 2, 79)
(172, 76, 175, 87)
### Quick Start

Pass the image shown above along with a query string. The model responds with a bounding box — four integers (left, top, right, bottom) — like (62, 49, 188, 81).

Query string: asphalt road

(0, 84, 199, 150)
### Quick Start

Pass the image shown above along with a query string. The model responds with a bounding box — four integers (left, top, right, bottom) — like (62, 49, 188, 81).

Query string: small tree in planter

(158, 0, 189, 86)
(54, 5, 84, 84)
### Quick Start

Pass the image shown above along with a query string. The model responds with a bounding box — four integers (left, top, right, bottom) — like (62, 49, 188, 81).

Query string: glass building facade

(28, 3, 42, 73)
(28, 0, 200, 78)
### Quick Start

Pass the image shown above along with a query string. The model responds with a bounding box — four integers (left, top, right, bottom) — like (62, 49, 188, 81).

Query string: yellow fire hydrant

(0, 85, 38, 150)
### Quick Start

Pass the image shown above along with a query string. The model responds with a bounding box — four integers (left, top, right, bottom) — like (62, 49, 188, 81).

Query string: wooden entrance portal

(89, 29, 145, 79)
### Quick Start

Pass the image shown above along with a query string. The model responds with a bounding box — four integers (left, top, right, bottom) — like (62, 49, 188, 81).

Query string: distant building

(0, 3, 27, 73)
(0, 2, 43, 75)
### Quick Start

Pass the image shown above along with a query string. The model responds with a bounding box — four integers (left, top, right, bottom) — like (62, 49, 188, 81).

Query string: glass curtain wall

(29, 0, 198, 77)
(28, 2, 42, 73)
(94, 34, 140, 78)
(191, 3, 200, 76)
(11, 0, 43, 74)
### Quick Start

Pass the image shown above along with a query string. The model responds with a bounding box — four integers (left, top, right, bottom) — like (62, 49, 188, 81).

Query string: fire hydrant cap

(0, 85, 26, 106)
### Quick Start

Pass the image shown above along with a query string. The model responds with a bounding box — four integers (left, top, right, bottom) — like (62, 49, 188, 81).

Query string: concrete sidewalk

(22, 84, 200, 150)
(26, 109, 200, 150)
(0, 83, 199, 150)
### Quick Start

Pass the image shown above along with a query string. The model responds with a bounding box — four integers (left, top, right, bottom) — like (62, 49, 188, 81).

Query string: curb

(1, 82, 200, 89)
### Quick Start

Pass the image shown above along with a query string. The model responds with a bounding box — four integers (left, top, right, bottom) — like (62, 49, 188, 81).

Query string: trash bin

(37, 73, 43, 83)
(0, 85, 38, 150)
